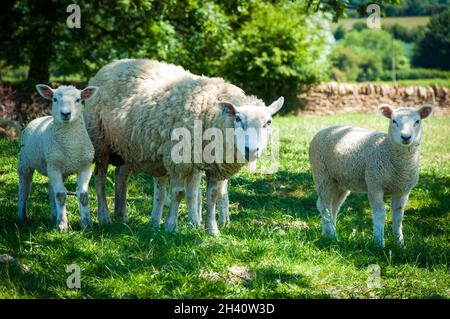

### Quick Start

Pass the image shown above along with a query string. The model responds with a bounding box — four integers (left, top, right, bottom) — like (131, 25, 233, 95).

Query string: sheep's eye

(392, 120, 398, 125)
(267, 119, 272, 126)
(76, 98, 80, 103)
(235, 116, 241, 123)
(415, 119, 420, 125)
(53, 98, 57, 102)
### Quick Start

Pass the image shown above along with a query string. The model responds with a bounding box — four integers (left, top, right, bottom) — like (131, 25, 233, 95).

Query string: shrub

(221, 1, 333, 112)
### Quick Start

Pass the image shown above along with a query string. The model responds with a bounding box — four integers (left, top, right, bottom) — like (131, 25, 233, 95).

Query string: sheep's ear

(418, 104, 433, 119)
(80, 86, 98, 101)
(35, 84, 54, 100)
(219, 101, 238, 117)
(268, 96, 284, 115)
(379, 104, 394, 119)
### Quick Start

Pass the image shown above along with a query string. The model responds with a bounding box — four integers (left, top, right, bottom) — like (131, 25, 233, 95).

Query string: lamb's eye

(264, 119, 272, 128)
(53, 98, 57, 102)
(415, 119, 420, 125)
(392, 120, 398, 125)
(235, 117, 241, 123)
(76, 98, 80, 103)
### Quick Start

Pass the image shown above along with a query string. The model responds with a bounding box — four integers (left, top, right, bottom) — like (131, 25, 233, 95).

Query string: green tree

(413, 10, 450, 70)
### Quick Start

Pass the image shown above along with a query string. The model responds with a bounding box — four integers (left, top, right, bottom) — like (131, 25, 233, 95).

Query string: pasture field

(332, 16, 430, 31)
(0, 114, 449, 298)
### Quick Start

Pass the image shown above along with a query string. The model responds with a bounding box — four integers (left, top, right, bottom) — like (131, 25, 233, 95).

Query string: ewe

(84, 59, 283, 235)
(309, 104, 433, 247)
(18, 85, 98, 231)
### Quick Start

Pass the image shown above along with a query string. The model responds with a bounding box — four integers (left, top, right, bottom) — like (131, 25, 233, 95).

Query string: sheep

(308, 104, 434, 247)
(84, 58, 284, 235)
(17, 84, 98, 231)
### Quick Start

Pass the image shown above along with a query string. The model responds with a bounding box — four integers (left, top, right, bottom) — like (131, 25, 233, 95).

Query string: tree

(413, 9, 450, 70)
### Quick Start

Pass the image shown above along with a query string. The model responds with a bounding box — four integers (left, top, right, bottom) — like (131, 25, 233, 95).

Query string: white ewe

(308, 104, 433, 247)
(18, 84, 98, 231)
(84, 59, 283, 235)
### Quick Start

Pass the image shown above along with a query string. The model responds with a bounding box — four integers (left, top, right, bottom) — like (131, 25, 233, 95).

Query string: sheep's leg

(48, 171, 69, 232)
(18, 168, 34, 222)
(217, 179, 230, 227)
(391, 193, 409, 246)
(205, 179, 224, 236)
(77, 165, 93, 229)
(94, 160, 112, 225)
(49, 182, 57, 221)
(164, 176, 184, 233)
(331, 188, 350, 226)
(197, 183, 202, 223)
(150, 176, 167, 228)
(186, 171, 201, 228)
(368, 191, 386, 248)
(114, 165, 131, 223)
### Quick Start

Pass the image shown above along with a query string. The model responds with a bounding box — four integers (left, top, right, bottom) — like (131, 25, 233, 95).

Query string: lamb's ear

(379, 103, 394, 119)
(418, 104, 433, 119)
(35, 84, 54, 100)
(219, 101, 238, 117)
(268, 96, 284, 115)
(80, 86, 98, 101)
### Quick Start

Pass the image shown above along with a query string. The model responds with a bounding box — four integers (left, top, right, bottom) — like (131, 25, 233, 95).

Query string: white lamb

(18, 84, 98, 231)
(308, 104, 434, 247)
(84, 59, 284, 235)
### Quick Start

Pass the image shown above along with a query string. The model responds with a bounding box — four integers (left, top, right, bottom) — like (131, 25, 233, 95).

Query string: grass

(0, 114, 449, 298)
(365, 78, 450, 88)
(332, 16, 430, 31)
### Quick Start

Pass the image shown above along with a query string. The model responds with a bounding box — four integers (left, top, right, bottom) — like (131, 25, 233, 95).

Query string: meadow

(332, 16, 430, 31)
(0, 113, 448, 298)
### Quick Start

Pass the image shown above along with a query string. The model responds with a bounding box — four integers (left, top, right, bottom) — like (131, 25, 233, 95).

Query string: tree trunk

(27, 32, 52, 83)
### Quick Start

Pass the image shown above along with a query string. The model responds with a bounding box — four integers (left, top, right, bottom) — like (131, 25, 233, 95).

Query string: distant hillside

(347, 0, 449, 17)
(332, 16, 430, 31)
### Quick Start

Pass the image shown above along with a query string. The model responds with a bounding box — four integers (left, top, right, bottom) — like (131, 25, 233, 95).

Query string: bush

(222, 1, 333, 112)
(413, 10, 450, 70)
(333, 24, 346, 41)
(330, 47, 361, 82)
(379, 68, 450, 81)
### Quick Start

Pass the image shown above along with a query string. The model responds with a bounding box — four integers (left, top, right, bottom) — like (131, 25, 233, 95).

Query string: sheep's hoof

(17, 215, 27, 223)
(206, 227, 220, 236)
(81, 217, 93, 229)
(218, 217, 230, 228)
(115, 215, 128, 224)
(98, 212, 112, 225)
(373, 239, 385, 249)
(57, 220, 69, 232)
(150, 221, 161, 229)
(164, 219, 178, 233)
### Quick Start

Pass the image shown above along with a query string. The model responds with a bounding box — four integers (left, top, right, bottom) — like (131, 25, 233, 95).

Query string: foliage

(379, 68, 450, 81)
(413, 9, 450, 70)
(222, 1, 333, 109)
(347, 0, 449, 17)
(383, 23, 426, 43)
(333, 24, 346, 40)
(1, 114, 449, 298)
(331, 28, 408, 82)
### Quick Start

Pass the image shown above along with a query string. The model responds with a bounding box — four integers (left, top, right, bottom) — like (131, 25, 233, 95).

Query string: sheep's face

(36, 84, 98, 124)
(380, 104, 433, 147)
(221, 97, 284, 162)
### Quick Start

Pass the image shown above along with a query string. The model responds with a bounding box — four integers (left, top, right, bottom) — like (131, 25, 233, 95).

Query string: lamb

(308, 104, 434, 247)
(18, 84, 98, 231)
(84, 58, 283, 235)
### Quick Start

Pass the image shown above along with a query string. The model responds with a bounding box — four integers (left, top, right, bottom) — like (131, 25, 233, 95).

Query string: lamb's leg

(77, 165, 93, 229)
(331, 188, 350, 226)
(185, 171, 201, 228)
(368, 190, 386, 248)
(48, 170, 69, 232)
(217, 179, 230, 227)
(94, 160, 112, 225)
(150, 176, 167, 228)
(49, 182, 57, 221)
(114, 165, 131, 223)
(164, 176, 184, 233)
(391, 193, 409, 246)
(205, 179, 225, 236)
(197, 183, 202, 223)
(18, 168, 33, 222)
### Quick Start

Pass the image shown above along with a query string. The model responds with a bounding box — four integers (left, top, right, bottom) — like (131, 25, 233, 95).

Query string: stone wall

(299, 82, 450, 115)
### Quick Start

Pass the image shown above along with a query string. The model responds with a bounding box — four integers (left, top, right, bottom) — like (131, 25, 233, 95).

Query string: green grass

(365, 78, 450, 88)
(0, 114, 449, 298)
(332, 16, 430, 31)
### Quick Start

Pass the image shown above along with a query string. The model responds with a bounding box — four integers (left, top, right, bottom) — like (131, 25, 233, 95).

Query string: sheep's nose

(401, 135, 411, 143)
(61, 112, 71, 121)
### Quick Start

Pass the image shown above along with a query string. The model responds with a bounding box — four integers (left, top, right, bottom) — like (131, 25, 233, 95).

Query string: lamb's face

(221, 97, 284, 162)
(379, 104, 433, 147)
(35, 84, 98, 124)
